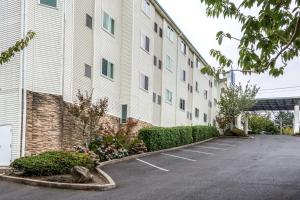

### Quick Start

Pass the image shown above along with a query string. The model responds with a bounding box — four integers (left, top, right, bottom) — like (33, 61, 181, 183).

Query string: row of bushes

(11, 151, 94, 176)
(139, 125, 219, 151)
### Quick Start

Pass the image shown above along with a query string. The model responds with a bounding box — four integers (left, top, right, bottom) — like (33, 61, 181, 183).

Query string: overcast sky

(157, 0, 300, 99)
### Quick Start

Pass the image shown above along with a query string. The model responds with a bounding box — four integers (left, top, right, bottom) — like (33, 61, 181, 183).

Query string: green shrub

(192, 126, 219, 142)
(139, 126, 218, 152)
(11, 151, 94, 176)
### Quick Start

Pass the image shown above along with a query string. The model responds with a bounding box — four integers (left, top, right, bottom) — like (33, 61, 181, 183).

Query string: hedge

(11, 151, 94, 176)
(139, 125, 219, 152)
(192, 126, 219, 142)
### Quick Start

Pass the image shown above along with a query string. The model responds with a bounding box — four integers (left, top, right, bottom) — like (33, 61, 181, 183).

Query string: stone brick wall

(25, 91, 149, 155)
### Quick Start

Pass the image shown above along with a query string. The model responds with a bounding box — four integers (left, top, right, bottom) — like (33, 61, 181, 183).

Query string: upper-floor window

(86, 14, 93, 29)
(40, 0, 57, 8)
(139, 73, 149, 91)
(103, 12, 115, 35)
(166, 55, 173, 71)
(166, 25, 174, 42)
(142, 0, 151, 17)
(208, 100, 212, 108)
(154, 22, 158, 33)
(180, 69, 186, 82)
(159, 28, 163, 38)
(102, 58, 114, 79)
(195, 81, 199, 92)
(181, 41, 186, 55)
(153, 56, 157, 66)
(157, 95, 162, 105)
(158, 60, 162, 69)
(204, 90, 208, 100)
(84, 64, 92, 78)
(166, 89, 173, 104)
(195, 108, 199, 118)
(214, 98, 218, 106)
(180, 99, 185, 111)
(153, 92, 156, 103)
(204, 113, 208, 123)
(141, 33, 150, 53)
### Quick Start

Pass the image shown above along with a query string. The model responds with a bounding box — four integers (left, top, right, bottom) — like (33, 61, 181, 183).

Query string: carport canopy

(247, 97, 300, 134)
(249, 97, 300, 111)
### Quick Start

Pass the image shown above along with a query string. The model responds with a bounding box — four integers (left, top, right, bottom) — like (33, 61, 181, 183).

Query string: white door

(0, 125, 12, 166)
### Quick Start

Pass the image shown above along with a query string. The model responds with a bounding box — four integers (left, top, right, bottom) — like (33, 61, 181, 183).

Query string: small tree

(218, 83, 259, 129)
(274, 111, 294, 129)
(0, 31, 36, 65)
(68, 90, 108, 146)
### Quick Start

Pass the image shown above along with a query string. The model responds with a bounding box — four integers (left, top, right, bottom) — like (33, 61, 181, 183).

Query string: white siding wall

(72, 0, 94, 100)
(130, 0, 155, 123)
(0, 0, 22, 161)
(92, 0, 122, 118)
(26, 0, 64, 95)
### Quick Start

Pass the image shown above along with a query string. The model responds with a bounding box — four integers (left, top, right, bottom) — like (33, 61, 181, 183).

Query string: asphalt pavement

(1, 135, 300, 200)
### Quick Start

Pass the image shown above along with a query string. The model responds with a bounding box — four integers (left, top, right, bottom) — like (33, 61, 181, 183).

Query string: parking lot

(2, 135, 300, 200)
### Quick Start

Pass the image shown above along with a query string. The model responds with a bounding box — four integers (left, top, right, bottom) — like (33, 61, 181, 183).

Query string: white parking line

(194, 146, 228, 150)
(136, 159, 169, 172)
(211, 142, 236, 147)
(180, 149, 214, 155)
(161, 153, 197, 161)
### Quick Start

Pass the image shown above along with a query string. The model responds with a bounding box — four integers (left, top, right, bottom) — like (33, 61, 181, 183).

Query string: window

(139, 73, 149, 91)
(195, 81, 199, 92)
(153, 92, 156, 103)
(208, 101, 212, 108)
(141, 33, 150, 52)
(86, 14, 93, 29)
(103, 12, 115, 35)
(154, 22, 158, 33)
(191, 61, 194, 68)
(166, 25, 174, 42)
(121, 105, 127, 123)
(197, 60, 201, 69)
(204, 113, 208, 123)
(187, 112, 190, 119)
(181, 41, 186, 55)
(214, 79, 218, 87)
(209, 80, 213, 87)
(166, 89, 173, 104)
(157, 95, 161, 105)
(188, 58, 190, 66)
(153, 56, 157, 66)
(190, 86, 193, 93)
(157, 95, 162, 105)
(181, 69, 186, 82)
(166, 55, 173, 71)
(84, 64, 92, 78)
(195, 108, 199, 118)
(179, 99, 185, 111)
(204, 90, 208, 100)
(190, 113, 192, 120)
(214, 98, 218, 106)
(40, 0, 57, 7)
(102, 58, 114, 79)
(158, 60, 162, 69)
(142, 0, 151, 17)
(159, 28, 163, 37)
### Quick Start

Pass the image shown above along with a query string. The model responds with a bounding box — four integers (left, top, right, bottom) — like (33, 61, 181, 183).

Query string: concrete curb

(0, 166, 116, 191)
(98, 137, 216, 167)
(219, 135, 255, 139)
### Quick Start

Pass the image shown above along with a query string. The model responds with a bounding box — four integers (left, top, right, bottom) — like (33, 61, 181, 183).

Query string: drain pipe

(20, 0, 28, 157)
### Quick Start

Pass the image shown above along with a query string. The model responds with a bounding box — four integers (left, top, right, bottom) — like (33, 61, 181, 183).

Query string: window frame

(102, 11, 115, 36)
(39, 0, 57, 8)
(179, 98, 186, 111)
(181, 69, 186, 82)
(121, 105, 128, 124)
(166, 25, 174, 42)
(141, 33, 150, 53)
(142, 0, 151, 17)
(101, 58, 114, 80)
(139, 73, 149, 91)
(165, 89, 173, 104)
(195, 108, 199, 118)
(166, 55, 173, 72)
(180, 41, 187, 55)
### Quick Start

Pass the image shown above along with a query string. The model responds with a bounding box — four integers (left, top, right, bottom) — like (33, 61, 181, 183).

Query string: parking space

(3, 135, 300, 200)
